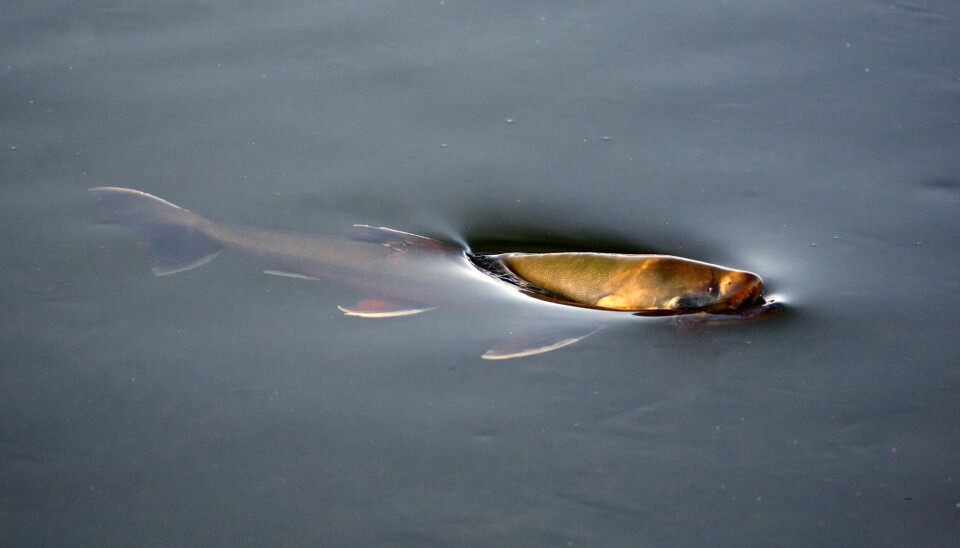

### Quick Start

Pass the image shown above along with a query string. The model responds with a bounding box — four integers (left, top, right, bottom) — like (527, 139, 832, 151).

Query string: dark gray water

(3, 1, 959, 546)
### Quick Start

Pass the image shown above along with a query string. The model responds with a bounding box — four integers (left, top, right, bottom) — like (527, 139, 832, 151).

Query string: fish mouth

(735, 278, 766, 308)
(716, 273, 765, 310)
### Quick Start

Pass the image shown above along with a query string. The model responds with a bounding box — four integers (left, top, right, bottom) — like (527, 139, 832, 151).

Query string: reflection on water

(2, 0, 959, 546)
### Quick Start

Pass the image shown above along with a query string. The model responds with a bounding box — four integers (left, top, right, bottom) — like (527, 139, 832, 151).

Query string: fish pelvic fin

(89, 187, 223, 275)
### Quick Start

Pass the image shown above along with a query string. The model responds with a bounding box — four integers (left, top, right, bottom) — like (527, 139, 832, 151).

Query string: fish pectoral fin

(347, 225, 454, 252)
(338, 299, 434, 319)
(482, 325, 603, 360)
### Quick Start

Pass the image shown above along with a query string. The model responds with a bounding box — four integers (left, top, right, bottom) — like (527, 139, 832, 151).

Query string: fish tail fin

(89, 187, 223, 275)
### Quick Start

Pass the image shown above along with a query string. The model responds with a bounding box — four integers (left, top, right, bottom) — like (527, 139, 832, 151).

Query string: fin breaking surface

(263, 269, 320, 281)
(482, 325, 603, 360)
(348, 225, 453, 251)
(338, 299, 434, 318)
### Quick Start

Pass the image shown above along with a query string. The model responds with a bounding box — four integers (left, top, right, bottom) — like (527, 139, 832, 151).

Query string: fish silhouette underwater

(90, 187, 777, 359)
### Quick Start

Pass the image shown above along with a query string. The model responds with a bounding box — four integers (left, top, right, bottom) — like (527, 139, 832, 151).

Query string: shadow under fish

(89, 187, 779, 359)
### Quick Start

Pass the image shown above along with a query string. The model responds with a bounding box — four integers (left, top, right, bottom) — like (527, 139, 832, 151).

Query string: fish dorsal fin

(338, 299, 434, 318)
(482, 325, 603, 360)
(348, 225, 453, 252)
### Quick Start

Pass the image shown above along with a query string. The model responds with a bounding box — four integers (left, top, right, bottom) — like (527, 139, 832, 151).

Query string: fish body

(90, 186, 773, 358)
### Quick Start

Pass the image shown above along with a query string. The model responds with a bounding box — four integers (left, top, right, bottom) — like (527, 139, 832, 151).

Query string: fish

(89, 187, 772, 359)
(468, 252, 765, 314)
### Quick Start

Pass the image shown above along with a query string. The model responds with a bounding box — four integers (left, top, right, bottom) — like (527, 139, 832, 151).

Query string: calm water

(3, 1, 959, 546)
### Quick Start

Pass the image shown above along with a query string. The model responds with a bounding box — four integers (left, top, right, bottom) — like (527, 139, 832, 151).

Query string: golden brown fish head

(710, 269, 765, 310)
(665, 268, 764, 312)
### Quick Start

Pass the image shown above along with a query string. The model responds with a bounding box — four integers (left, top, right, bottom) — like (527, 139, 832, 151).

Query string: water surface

(2, 1, 959, 546)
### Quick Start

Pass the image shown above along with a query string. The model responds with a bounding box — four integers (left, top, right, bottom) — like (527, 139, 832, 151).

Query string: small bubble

(601, 136, 611, 141)
(505, 118, 514, 123)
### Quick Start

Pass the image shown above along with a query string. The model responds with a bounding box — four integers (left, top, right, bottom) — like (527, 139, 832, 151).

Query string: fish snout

(718, 271, 765, 309)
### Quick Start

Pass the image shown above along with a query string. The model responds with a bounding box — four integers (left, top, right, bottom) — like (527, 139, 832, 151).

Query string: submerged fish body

(90, 187, 773, 358)
(88, 187, 464, 314)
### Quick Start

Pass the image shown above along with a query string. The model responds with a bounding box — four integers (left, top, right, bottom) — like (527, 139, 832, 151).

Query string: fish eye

(707, 284, 719, 297)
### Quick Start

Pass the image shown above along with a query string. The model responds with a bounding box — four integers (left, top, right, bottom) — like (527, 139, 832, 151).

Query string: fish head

(669, 268, 764, 312)
(711, 269, 765, 310)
